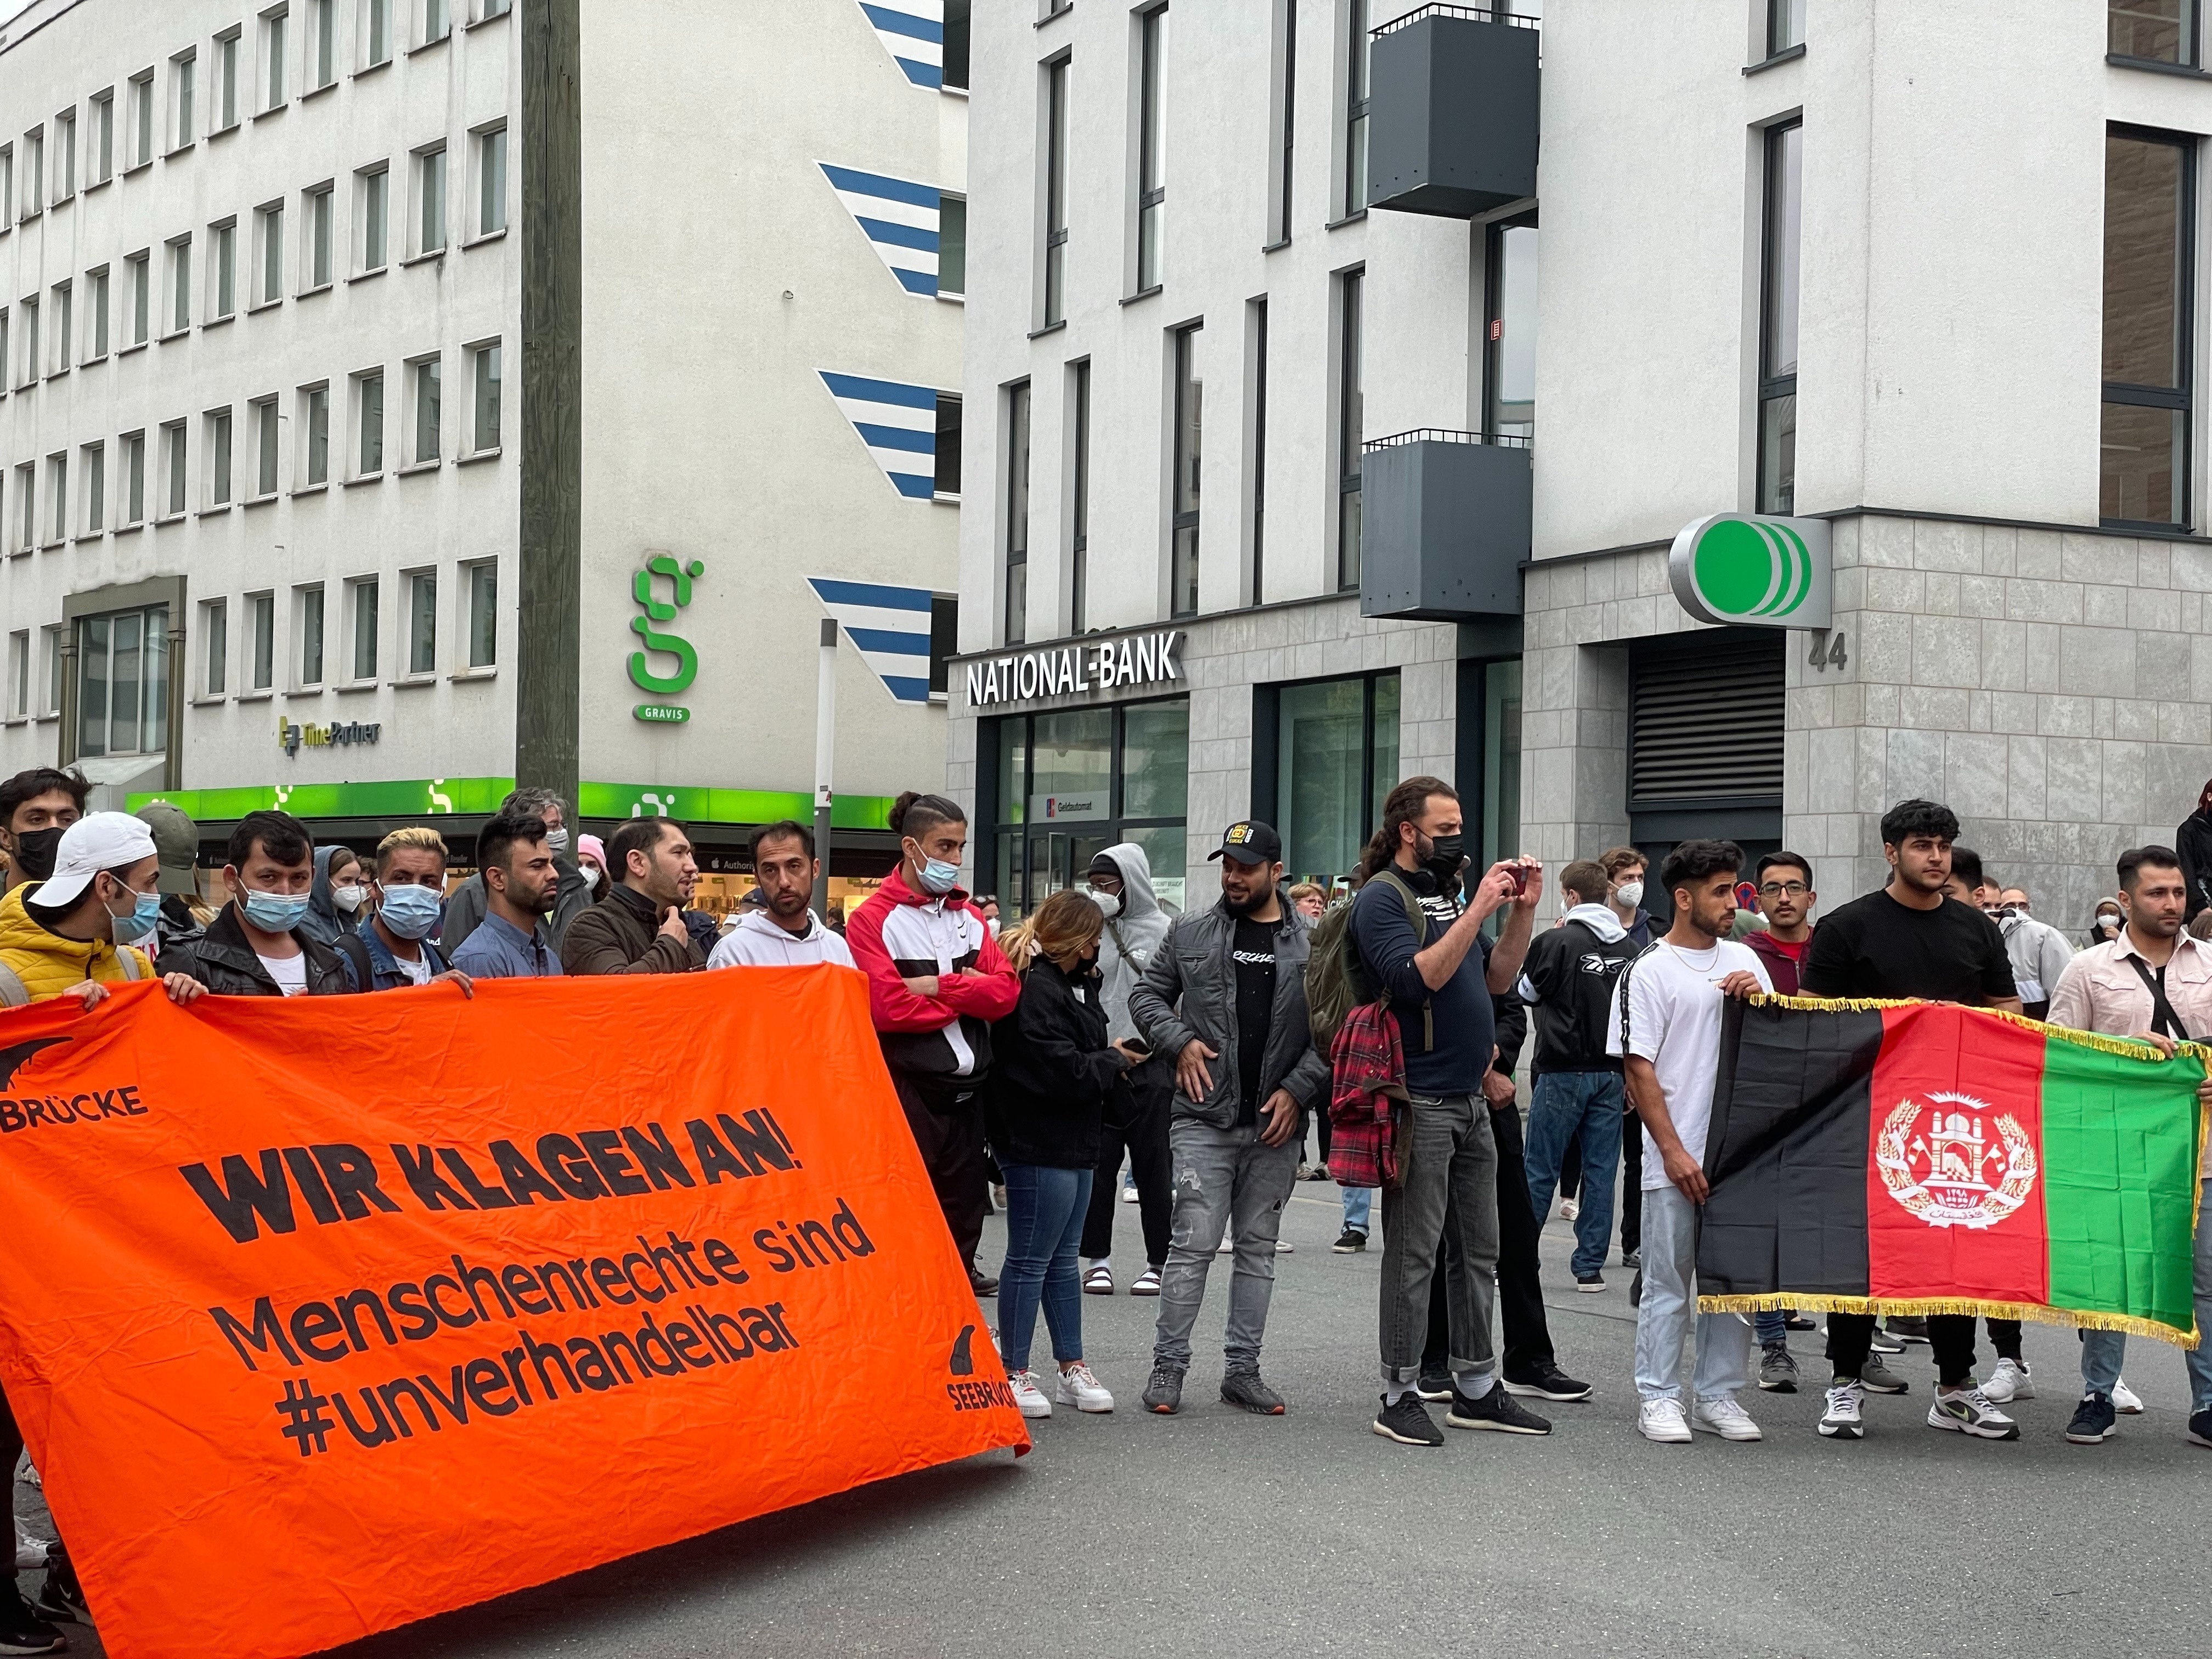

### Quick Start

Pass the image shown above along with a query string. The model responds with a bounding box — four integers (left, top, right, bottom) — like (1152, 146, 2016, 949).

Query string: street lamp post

(812, 618, 837, 918)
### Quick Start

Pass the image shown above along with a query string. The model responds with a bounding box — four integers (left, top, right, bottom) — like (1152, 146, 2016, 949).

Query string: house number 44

(1806, 630, 1848, 673)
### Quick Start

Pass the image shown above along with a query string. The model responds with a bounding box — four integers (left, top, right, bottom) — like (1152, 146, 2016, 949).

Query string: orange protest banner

(0, 968, 1028, 1659)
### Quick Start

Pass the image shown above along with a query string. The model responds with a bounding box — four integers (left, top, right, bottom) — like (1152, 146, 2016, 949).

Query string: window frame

(205, 405, 235, 509)
(1756, 118, 1802, 516)
(89, 89, 112, 185)
(201, 599, 228, 697)
(1335, 266, 1364, 591)
(213, 29, 242, 134)
(472, 121, 507, 238)
(2109, 0, 2201, 68)
(1482, 211, 1538, 440)
(1003, 379, 1032, 646)
(1343, 0, 1370, 218)
(252, 394, 282, 497)
(1169, 320, 1203, 619)
(413, 140, 447, 256)
(1041, 54, 1070, 328)
(2101, 122, 2198, 532)
(79, 441, 104, 537)
(404, 567, 438, 677)
(462, 558, 498, 669)
(297, 583, 325, 687)
(467, 340, 501, 454)
(1135, 4, 1167, 293)
(254, 200, 285, 306)
(348, 575, 380, 682)
(1069, 357, 1091, 630)
(261, 4, 291, 112)
(300, 380, 332, 486)
(409, 352, 442, 465)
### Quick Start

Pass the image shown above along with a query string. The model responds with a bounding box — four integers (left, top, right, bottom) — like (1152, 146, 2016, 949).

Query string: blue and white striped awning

(819, 370, 938, 500)
(808, 577, 936, 704)
(819, 162, 943, 297)
(856, 0, 944, 88)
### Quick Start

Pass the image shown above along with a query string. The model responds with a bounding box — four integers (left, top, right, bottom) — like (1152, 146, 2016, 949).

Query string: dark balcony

(1367, 4, 1539, 219)
(1359, 430, 1528, 621)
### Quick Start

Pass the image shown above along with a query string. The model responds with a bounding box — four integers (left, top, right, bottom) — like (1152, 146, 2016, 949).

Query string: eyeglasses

(1757, 881, 1810, 898)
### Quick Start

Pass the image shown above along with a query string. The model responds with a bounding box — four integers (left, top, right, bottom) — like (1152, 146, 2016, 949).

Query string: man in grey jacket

(438, 786, 592, 956)
(1129, 820, 1329, 1417)
(1080, 844, 1175, 1295)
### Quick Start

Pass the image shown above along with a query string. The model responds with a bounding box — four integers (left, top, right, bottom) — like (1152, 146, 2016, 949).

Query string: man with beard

(709, 821, 855, 968)
(0, 766, 88, 895)
(1079, 844, 1173, 1297)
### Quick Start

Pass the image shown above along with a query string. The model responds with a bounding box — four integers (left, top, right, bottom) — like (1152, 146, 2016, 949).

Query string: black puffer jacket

(2181, 806, 2212, 921)
(162, 903, 354, 996)
(988, 955, 1127, 1169)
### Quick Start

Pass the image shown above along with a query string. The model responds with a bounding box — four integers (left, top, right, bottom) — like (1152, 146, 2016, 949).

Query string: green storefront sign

(1667, 513, 1832, 630)
(126, 778, 895, 833)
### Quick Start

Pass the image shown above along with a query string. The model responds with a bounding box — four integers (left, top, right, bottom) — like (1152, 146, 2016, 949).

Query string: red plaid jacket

(1326, 1000, 1407, 1189)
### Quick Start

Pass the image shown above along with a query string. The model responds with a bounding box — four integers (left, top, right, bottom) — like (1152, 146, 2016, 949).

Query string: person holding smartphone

(1079, 845, 1175, 1297)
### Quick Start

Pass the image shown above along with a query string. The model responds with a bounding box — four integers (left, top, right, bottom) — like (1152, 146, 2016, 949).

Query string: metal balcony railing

(1365, 427, 1532, 454)
(1373, 3, 1539, 38)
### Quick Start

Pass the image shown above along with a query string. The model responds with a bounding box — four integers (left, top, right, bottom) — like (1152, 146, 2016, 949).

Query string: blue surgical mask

(917, 857, 960, 896)
(378, 882, 444, 940)
(109, 888, 162, 944)
(240, 887, 313, 934)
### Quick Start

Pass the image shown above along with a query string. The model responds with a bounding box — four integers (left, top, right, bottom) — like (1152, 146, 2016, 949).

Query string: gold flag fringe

(1697, 1293, 2200, 1350)
(1750, 991, 2212, 1069)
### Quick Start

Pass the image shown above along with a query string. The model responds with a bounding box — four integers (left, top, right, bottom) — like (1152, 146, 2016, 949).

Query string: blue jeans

(1342, 1183, 1373, 1236)
(1524, 1071, 1624, 1277)
(1754, 1308, 1788, 1345)
(998, 1164, 1092, 1376)
(2080, 1176, 2212, 1412)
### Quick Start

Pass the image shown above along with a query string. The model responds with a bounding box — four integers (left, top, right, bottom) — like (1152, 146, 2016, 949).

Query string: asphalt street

(18, 1175, 2209, 1659)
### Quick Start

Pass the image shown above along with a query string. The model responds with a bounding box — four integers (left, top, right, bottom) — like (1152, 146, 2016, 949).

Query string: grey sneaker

(1858, 1355, 1910, 1395)
(1142, 1365, 1184, 1415)
(1928, 1386, 2018, 1440)
(1220, 1371, 1286, 1415)
(1757, 1340, 1799, 1392)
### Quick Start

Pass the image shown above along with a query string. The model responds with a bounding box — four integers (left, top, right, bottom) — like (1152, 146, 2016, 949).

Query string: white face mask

(1615, 881, 1645, 909)
(579, 864, 602, 892)
(330, 883, 367, 913)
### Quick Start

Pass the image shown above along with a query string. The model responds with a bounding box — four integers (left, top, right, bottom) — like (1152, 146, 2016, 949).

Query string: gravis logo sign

(629, 553, 708, 725)
(1667, 514, 1832, 631)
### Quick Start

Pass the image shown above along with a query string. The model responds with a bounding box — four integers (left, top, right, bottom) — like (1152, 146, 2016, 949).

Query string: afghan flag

(1696, 997, 2207, 1345)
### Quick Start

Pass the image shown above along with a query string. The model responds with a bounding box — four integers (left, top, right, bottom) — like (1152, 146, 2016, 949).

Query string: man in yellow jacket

(0, 811, 206, 1009)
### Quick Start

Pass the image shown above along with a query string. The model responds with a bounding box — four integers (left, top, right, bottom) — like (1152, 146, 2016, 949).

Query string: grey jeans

(1379, 1092, 1499, 1383)
(1152, 1115, 1301, 1374)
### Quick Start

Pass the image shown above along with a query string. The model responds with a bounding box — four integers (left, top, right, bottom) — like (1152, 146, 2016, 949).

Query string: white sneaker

(1561, 1197, 1582, 1222)
(15, 1522, 52, 1570)
(1008, 1370, 1052, 1419)
(1819, 1380, 1864, 1440)
(1691, 1393, 1763, 1441)
(2114, 1376, 2145, 1413)
(1638, 1397, 1693, 1443)
(1276, 1237, 1294, 1254)
(1121, 1184, 1139, 1203)
(1054, 1363, 1114, 1413)
(1927, 1386, 2018, 1440)
(1981, 1357, 2034, 1403)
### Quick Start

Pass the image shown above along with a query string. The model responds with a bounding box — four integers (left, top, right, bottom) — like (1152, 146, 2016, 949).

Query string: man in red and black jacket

(846, 793, 1020, 1296)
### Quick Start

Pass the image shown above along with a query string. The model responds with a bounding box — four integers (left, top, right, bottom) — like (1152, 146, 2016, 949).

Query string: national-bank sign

(1668, 514, 1832, 630)
(964, 629, 1184, 709)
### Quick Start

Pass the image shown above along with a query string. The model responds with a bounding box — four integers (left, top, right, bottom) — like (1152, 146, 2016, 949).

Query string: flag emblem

(1875, 1093, 2039, 1231)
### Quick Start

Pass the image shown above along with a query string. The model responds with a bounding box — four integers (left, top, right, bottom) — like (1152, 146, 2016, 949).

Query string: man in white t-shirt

(1606, 838, 1773, 1446)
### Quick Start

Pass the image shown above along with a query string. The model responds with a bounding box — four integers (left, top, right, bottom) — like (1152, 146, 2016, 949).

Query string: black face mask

(1419, 831, 1466, 889)
(9, 825, 63, 883)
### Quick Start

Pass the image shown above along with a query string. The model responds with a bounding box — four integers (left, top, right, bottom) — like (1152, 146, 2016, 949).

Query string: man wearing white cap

(0, 810, 206, 1008)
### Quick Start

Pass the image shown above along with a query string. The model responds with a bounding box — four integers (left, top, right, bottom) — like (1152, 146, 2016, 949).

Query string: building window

(77, 605, 170, 757)
(7, 632, 26, 720)
(210, 219, 238, 320)
(53, 110, 74, 202)
(81, 443, 103, 533)
(17, 295, 36, 388)
(364, 0, 393, 67)
(415, 143, 447, 254)
(1768, 0, 1807, 56)
(0, 147, 10, 219)
(249, 591, 275, 690)
(1344, 0, 1370, 216)
(471, 342, 501, 450)
(357, 369, 385, 474)
(482, 0, 512, 16)
(303, 383, 330, 483)
(2112, 0, 2198, 64)
(162, 421, 188, 517)
(215, 30, 241, 131)
(407, 569, 437, 674)
(167, 235, 192, 334)
(358, 164, 389, 271)
(263, 7, 289, 109)
(207, 408, 234, 506)
(1042, 57, 1069, 327)
(90, 90, 111, 184)
(21, 126, 41, 216)
(985, 698, 1190, 917)
(934, 390, 962, 498)
(311, 0, 336, 87)
(1004, 380, 1031, 645)
(306, 182, 334, 287)
(128, 70, 154, 167)
(465, 561, 496, 667)
(1485, 215, 1537, 438)
(349, 578, 379, 679)
(938, 191, 966, 296)
(1136, 6, 1167, 291)
(1479, 658, 1523, 873)
(475, 123, 506, 235)
(1170, 323, 1203, 618)
(423, 0, 450, 45)
(942, 0, 970, 89)
(1266, 670, 1401, 888)
(0, 309, 9, 386)
(1272, 0, 1296, 243)
(127, 251, 149, 344)
(44, 453, 66, 545)
(254, 397, 281, 495)
(12, 463, 31, 555)
(413, 356, 441, 462)
(49, 282, 69, 376)
(1758, 119, 1802, 515)
(42, 627, 60, 715)
(1250, 297, 1268, 602)
(2103, 126, 2195, 529)
(86, 266, 108, 360)
(122, 431, 145, 524)
(298, 585, 324, 685)
(1336, 267, 1364, 590)
(1069, 358, 1091, 629)
(202, 600, 227, 696)
(256, 202, 285, 303)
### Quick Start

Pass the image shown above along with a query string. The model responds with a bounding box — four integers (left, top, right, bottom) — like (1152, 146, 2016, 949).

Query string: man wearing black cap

(1128, 820, 1329, 1417)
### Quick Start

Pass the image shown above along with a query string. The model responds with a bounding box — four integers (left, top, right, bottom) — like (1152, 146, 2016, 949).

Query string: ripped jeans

(1150, 1115, 1302, 1375)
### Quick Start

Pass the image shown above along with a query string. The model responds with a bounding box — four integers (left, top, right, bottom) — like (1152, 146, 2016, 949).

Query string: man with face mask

(0, 812, 209, 1008)
(435, 786, 593, 955)
(1077, 844, 1174, 1297)
(162, 811, 358, 996)
(0, 766, 89, 895)
(335, 828, 472, 994)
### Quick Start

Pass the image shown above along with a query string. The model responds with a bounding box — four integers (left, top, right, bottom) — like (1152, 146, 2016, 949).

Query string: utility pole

(812, 619, 838, 918)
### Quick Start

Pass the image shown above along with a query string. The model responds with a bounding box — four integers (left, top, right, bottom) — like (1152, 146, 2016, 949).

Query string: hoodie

(301, 846, 351, 949)
(1091, 843, 1171, 1045)
(0, 883, 154, 1001)
(1513, 902, 1639, 1073)
(846, 865, 1021, 1081)
(707, 905, 857, 969)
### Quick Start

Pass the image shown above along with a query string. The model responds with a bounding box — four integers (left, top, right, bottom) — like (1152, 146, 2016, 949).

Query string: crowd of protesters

(3, 760, 2212, 1650)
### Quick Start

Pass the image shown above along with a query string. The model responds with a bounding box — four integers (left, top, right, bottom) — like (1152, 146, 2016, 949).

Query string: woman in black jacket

(989, 890, 1143, 1420)
(2180, 780, 2212, 921)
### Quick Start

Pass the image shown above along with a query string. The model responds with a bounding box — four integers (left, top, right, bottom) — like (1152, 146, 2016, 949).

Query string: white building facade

(0, 0, 969, 910)
(951, 0, 2212, 927)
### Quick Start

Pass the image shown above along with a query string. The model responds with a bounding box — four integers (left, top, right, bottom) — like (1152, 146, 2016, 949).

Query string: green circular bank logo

(1667, 514, 1832, 630)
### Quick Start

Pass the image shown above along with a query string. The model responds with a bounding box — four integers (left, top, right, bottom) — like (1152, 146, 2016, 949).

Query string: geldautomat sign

(1668, 514, 1832, 630)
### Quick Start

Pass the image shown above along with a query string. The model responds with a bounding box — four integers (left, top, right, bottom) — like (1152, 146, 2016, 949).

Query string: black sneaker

(0, 1589, 65, 1655)
(1785, 1311, 1817, 1331)
(1447, 1385, 1551, 1435)
(1414, 1371, 1454, 1402)
(1858, 1355, 1910, 1395)
(1503, 1363, 1593, 1402)
(1886, 1315, 1931, 1345)
(1372, 1392, 1443, 1446)
(969, 1267, 999, 1297)
(1628, 1267, 1642, 1307)
(1621, 1247, 1641, 1268)
(1575, 1272, 1605, 1293)
(1142, 1365, 1184, 1414)
(1331, 1228, 1367, 1254)
(2066, 1391, 2118, 1445)
(24, 1548, 82, 1628)
(1868, 1328, 1905, 1355)
(2190, 1406, 2212, 1448)
(1221, 1371, 1286, 1415)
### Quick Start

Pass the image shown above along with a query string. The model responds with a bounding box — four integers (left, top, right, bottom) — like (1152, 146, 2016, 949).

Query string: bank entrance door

(1023, 829, 1118, 906)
